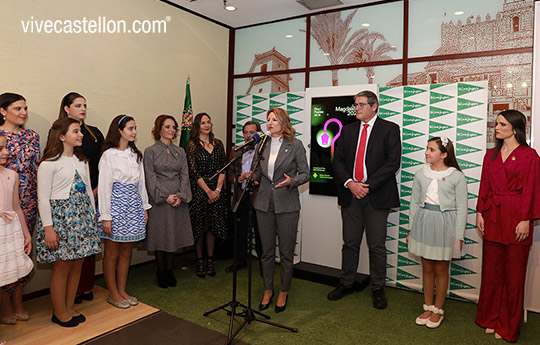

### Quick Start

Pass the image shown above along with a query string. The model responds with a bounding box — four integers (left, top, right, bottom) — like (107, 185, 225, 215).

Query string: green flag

(179, 77, 193, 149)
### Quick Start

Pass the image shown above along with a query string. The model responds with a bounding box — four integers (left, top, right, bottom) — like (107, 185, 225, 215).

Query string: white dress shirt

(37, 155, 95, 227)
(98, 148, 151, 221)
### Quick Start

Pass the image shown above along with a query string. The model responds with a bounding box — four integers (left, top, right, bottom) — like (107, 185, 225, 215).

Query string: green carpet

(96, 254, 540, 345)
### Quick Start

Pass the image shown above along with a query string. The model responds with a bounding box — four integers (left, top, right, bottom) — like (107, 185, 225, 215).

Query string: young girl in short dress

(36, 118, 101, 327)
(99, 115, 150, 309)
(0, 131, 33, 325)
(408, 136, 467, 328)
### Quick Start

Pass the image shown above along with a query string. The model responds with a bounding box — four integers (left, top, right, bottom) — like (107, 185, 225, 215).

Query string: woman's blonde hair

(267, 108, 295, 141)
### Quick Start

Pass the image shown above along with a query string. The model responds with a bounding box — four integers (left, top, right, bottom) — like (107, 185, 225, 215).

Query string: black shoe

(166, 270, 177, 287)
(157, 271, 168, 288)
(196, 258, 206, 278)
(81, 291, 94, 301)
(327, 284, 353, 301)
(74, 295, 83, 304)
(51, 314, 79, 327)
(72, 313, 86, 324)
(206, 257, 216, 277)
(372, 288, 387, 309)
(275, 294, 288, 313)
(258, 290, 274, 311)
(225, 262, 246, 273)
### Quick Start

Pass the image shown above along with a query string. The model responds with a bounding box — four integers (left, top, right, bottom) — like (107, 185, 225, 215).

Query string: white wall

(0, 0, 229, 294)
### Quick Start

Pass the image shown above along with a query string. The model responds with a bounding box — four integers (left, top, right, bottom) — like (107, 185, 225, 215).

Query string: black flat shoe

(81, 291, 94, 301)
(72, 313, 86, 324)
(275, 295, 288, 313)
(166, 270, 177, 287)
(157, 271, 168, 288)
(74, 295, 83, 304)
(51, 314, 79, 327)
(258, 290, 274, 311)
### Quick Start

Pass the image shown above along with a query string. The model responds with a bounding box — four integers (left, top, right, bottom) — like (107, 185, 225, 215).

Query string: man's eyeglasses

(353, 102, 372, 108)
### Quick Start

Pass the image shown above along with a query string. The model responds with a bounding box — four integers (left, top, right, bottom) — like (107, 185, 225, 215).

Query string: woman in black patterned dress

(186, 113, 227, 278)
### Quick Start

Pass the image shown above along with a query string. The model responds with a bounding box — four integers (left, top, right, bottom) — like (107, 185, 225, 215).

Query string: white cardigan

(37, 155, 95, 227)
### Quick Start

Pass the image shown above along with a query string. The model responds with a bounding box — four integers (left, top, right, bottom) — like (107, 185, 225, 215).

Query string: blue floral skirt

(36, 172, 102, 263)
(99, 182, 146, 242)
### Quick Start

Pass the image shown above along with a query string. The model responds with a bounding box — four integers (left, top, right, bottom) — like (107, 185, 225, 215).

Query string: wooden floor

(0, 286, 158, 344)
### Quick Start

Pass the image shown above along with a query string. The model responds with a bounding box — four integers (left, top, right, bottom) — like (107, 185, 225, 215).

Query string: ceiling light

(454, 11, 464, 15)
(507, 83, 513, 88)
(223, 0, 236, 11)
(361, 23, 370, 27)
(522, 82, 528, 87)
(323, 53, 330, 56)
(285, 34, 293, 38)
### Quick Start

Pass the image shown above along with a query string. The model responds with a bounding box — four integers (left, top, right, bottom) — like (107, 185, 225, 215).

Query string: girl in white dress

(99, 115, 150, 309)
(407, 136, 467, 329)
(0, 131, 33, 325)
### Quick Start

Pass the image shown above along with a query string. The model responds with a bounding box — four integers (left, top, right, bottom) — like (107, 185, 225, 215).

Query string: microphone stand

(220, 138, 298, 345)
(203, 143, 272, 334)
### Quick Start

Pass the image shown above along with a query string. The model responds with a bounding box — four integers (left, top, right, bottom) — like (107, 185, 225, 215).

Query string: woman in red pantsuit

(476, 110, 540, 342)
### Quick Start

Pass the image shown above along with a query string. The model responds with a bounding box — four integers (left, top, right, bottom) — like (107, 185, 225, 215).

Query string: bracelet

(216, 188, 222, 192)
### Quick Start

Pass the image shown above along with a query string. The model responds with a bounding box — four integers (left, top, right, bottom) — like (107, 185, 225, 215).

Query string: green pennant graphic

(451, 263, 476, 275)
(385, 276, 393, 283)
(386, 249, 395, 255)
(450, 278, 475, 290)
(402, 142, 424, 154)
(251, 117, 266, 125)
(457, 113, 482, 126)
(453, 253, 478, 261)
(269, 100, 285, 109)
(400, 185, 412, 197)
(403, 114, 426, 127)
(401, 156, 424, 169)
(457, 98, 483, 111)
(237, 94, 249, 100)
(430, 92, 453, 104)
(429, 121, 453, 134)
(379, 94, 400, 105)
(400, 198, 410, 211)
(464, 237, 479, 245)
(398, 254, 420, 267)
(399, 213, 409, 225)
(456, 143, 482, 156)
(397, 268, 419, 280)
(252, 95, 267, 105)
(287, 93, 304, 103)
(456, 128, 482, 141)
(399, 227, 409, 239)
(252, 106, 266, 116)
(468, 208, 477, 214)
(401, 170, 415, 183)
(465, 223, 476, 230)
(295, 132, 302, 137)
(403, 100, 426, 112)
(235, 134, 244, 142)
(290, 118, 303, 126)
(458, 83, 484, 96)
(466, 176, 481, 184)
(379, 86, 393, 93)
(287, 104, 302, 115)
(457, 158, 482, 170)
(386, 263, 395, 268)
(386, 235, 396, 241)
(236, 112, 250, 121)
(387, 221, 397, 227)
(236, 126, 243, 133)
(396, 282, 416, 291)
(378, 108, 400, 119)
(404, 86, 427, 98)
(269, 93, 281, 99)
(430, 84, 445, 90)
(449, 292, 471, 303)
(429, 106, 453, 119)
(402, 128, 424, 141)
(237, 102, 250, 111)
(468, 192, 478, 199)
(398, 240, 409, 253)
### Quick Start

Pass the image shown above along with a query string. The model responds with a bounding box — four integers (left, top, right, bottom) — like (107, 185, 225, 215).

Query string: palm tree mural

(309, 10, 394, 85)
(348, 39, 397, 83)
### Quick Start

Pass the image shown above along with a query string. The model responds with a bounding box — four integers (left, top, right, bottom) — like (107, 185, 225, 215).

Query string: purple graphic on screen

(323, 118, 343, 158)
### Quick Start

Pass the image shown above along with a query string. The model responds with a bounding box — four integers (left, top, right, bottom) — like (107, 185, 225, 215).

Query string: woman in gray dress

(144, 115, 194, 288)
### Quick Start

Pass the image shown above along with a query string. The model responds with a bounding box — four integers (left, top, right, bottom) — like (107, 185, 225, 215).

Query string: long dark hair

(102, 115, 143, 163)
(428, 136, 462, 172)
(59, 92, 100, 142)
(188, 112, 215, 150)
(41, 118, 87, 163)
(491, 110, 528, 160)
(0, 93, 26, 127)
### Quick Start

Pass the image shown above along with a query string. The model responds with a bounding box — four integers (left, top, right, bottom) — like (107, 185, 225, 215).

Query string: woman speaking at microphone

(253, 108, 309, 313)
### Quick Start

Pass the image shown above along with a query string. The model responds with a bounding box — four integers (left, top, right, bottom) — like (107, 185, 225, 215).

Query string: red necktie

(354, 124, 369, 182)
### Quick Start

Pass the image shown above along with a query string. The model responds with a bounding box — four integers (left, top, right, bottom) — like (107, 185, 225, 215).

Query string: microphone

(233, 131, 266, 152)
(257, 131, 271, 155)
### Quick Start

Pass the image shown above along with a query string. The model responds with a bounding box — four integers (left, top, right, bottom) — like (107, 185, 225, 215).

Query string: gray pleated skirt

(408, 203, 456, 261)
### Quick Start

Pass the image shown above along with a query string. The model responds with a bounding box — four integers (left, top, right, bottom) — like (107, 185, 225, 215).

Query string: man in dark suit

(225, 120, 262, 272)
(327, 90, 401, 309)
